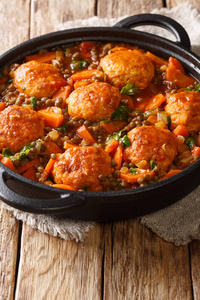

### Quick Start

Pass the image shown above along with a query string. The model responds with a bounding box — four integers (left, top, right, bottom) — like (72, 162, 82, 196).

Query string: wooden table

(0, 0, 200, 299)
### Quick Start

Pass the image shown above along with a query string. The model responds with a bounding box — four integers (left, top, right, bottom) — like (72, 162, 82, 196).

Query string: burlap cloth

(1, 2, 200, 246)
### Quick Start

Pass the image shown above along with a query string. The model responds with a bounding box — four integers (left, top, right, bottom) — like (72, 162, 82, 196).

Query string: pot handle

(114, 14, 191, 50)
(0, 168, 85, 215)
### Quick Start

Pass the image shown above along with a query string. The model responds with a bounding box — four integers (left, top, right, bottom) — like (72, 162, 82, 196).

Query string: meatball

(165, 91, 200, 132)
(0, 105, 45, 152)
(100, 50, 154, 89)
(67, 82, 122, 121)
(123, 126, 177, 171)
(13, 60, 66, 98)
(52, 146, 112, 192)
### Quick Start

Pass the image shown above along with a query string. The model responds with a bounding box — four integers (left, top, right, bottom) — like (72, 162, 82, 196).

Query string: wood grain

(103, 220, 193, 300)
(15, 223, 104, 300)
(97, 0, 163, 17)
(166, 0, 200, 10)
(190, 240, 200, 300)
(0, 204, 19, 300)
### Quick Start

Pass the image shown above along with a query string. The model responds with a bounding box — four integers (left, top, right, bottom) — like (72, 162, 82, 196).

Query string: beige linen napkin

(1, 2, 200, 245)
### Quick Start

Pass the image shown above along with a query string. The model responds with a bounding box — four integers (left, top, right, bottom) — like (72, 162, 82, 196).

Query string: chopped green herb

(6, 79, 13, 84)
(70, 60, 89, 70)
(57, 123, 67, 133)
(150, 160, 156, 171)
(22, 87, 26, 91)
(185, 137, 196, 150)
(82, 185, 89, 191)
(2, 148, 14, 157)
(129, 168, 139, 175)
(31, 97, 39, 110)
(185, 83, 200, 92)
(18, 144, 34, 161)
(120, 135, 131, 147)
(112, 105, 129, 121)
(167, 116, 171, 125)
(101, 119, 110, 124)
(120, 83, 140, 96)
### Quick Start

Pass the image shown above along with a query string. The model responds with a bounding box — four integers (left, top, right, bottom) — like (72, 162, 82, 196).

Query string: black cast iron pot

(0, 14, 200, 221)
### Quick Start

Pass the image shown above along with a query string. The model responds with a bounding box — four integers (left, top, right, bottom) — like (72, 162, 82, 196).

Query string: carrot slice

(147, 115, 158, 125)
(113, 145, 123, 170)
(1, 157, 15, 171)
(105, 139, 119, 154)
(52, 85, 71, 108)
(63, 142, 77, 150)
(100, 121, 127, 134)
(77, 125, 96, 144)
(25, 51, 57, 63)
(42, 157, 57, 182)
(52, 184, 75, 190)
(17, 158, 39, 174)
(120, 170, 155, 183)
(173, 125, 189, 137)
(162, 169, 181, 180)
(23, 166, 37, 181)
(38, 107, 64, 128)
(145, 94, 166, 111)
(0, 102, 6, 111)
(192, 146, 200, 157)
(165, 57, 195, 88)
(42, 141, 62, 156)
(146, 51, 168, 66)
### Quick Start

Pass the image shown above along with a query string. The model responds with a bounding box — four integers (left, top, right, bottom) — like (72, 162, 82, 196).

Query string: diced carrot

(145, 94, 166, 111)
(23, 166, 37, 181)
(77, 125, 96, 144)
(17, 158, 39, 174)
(146, 51, 168, 66)
(162, 169, 181, 180)
(0, 75, 9, 84)
(165, 57, 195, 88)
(74, 80, 90, 89)
(52, 85, 71, 108)
(147, 115, 158, 125)
(1, 157, 15, 171)
(70, 69, 103, 81)
(25, 51, 57, 63)
(63, 142, 76, 150)
(38, 107, 64, 128)
(120, 170, 155, 183)
(173, 125, 189, 137)
(52, 184, 75, 190)
(0, 102, 6, 111)
(113, 145, 123, 170)
(41, 157, 57, 182)
(100, 121, 127, 134)
(192, 146, 200, 157)
(42, 141, 62, 156)
(79, 42, 96, 59)
(105, 139, 119, 154)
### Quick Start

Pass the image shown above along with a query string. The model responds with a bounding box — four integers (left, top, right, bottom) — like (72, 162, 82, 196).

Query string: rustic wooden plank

(0, 1, 30, 299)
(15, 223, 104, 300)
(103, 220, 193, 300)
(0, 204, 20, 300)
(30, 0, 96, 37)
(166, 0, 200, 10)
(189, 240, 200, 300)
(97, 0, 163, 18)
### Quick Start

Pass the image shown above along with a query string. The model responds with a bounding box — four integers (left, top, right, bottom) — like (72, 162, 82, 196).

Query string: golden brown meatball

(13, 60, 67, 98)
(100, 50, 155, 89)
(123, 126, 177, 171)
(52, 146, 112, 192)
(0, 105, 45, 152)
(67, 82, 122, 121)
(165, 91, 200, 132)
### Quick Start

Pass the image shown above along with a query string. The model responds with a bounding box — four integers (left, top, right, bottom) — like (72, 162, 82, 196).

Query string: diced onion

(48, 130, 59, 141)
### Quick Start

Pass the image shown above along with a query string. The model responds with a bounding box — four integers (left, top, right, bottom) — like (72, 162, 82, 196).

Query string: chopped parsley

(150, 160, 156, 171)
(82, 185, 89, 191)
(2, 148, 14, 158)
(57, 123, 67, 133)
(17, 144, 34, 161)
(129, 168, 138, 175)
(106, 130, 131, 148)
(120, 135, 131, 147)
(120, 83, 140, 96)
(31, 97, 39, 110)
(70, 60, 89, 70)
(112, 105, 129, 121)
(185, 83, 200, 92)
(185, 137, 196, 150)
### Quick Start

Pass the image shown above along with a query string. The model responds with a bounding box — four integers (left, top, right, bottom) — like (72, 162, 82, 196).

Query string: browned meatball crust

(100, 50, 155, 89)
(67, 82, 122, 121)
(52, 146, 112, 191)
(165, 91, 200, 132)
(13, 60, 67, 98)
(123, 126, 177, 171)
(0, 105, 45, 152)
